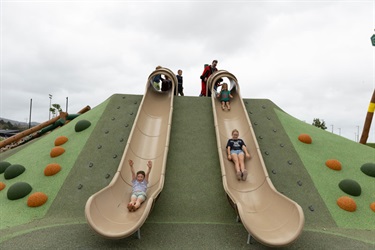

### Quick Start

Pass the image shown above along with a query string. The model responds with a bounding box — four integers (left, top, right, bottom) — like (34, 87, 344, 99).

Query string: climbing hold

(288, 160, 293, 165)
(50, 146, 65, 158)
(0, 182, 6, 191)
(54, 136, 68, 146)
(4, 164, 25, 180)
(298, 134, 312, 144)
(113, 154, 117, 159)
(308, 205, 314, 212)
(337, 196, 356, 212)
(105, 174, 110, 179)
(339, 179, 361, 196)
(117, 106, 121, 109)
(125, 124, 129, 127)
(360, 162, 375, 177)
(280, 144, 284, 147)
(297, 180, 302, 186)
(111, 117, 115, 121)
(119, 138, 124, 142)
(262, 105, 266, 109)
(27, 192, 48, 207)
(273, 129, 277, 132)
(75, 119, 91, 132)
(105, 130, 109, 134)
(264, 151, 269, 155)
(7, 182, 32, 200)
(89, 162, 94, 168)
(130, 112, 134, 115)
(97, 145, 102, 149)
(272, 169, 276, 174)
(0, 161, 11, 174)
(258, 136, 263, 139)
(78, 184, 83, 189)
(254, 122, 258, 126)
(44, 163, 61, 176)
(325, 159, 342, 171)
(267, 117, 271, 120)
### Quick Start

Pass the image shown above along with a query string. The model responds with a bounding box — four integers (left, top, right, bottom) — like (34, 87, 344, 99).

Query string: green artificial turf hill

(0, 95, 374, 249)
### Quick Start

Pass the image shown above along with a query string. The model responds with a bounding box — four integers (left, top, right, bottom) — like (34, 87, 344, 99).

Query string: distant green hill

(0, 95, 374, 249)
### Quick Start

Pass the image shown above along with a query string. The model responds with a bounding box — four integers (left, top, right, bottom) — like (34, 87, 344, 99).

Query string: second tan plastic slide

(208, 70, 304, 247)
(85, 67, 176, 239)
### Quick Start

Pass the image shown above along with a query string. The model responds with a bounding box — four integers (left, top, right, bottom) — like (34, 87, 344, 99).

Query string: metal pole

(29, 98, 32, 128)
(66, 97, 68, 113)
(49, 94, 52, 120)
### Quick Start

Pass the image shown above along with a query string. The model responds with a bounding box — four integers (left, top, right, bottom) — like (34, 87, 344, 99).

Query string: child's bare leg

(134, 197, 145, 209)
(231, 154, 241, 180)
(221, 101, 225, 110)
(226, 102, 231, 110)
(239, 154, 247, 180)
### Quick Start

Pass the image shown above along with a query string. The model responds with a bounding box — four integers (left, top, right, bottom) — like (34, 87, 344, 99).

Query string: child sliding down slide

(127, 160, 152, 212)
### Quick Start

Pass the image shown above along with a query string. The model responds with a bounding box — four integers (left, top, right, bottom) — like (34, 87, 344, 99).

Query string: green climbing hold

(75, 120, 91, 132)
(4, 164, 25, 180)
(7, 182, 32, 200)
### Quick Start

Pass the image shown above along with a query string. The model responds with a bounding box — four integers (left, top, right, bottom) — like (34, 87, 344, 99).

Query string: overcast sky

(1, 0, 375, 142)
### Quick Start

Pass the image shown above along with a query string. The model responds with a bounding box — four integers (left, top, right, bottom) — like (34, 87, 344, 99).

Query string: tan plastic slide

(208, 70, 304, 247)
(85, 67, 176, 239)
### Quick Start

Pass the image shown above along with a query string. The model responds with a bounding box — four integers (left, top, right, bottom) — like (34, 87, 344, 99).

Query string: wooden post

(359, 89, 375, 144)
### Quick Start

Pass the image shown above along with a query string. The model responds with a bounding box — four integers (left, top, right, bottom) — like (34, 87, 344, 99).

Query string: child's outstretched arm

(145, 161, 152, 182)
(129, 160, 136, 180)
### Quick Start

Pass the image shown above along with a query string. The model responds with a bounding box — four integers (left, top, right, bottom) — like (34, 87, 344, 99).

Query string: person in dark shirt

(175, 69, 184, 96)
(226, 129, 251, 181)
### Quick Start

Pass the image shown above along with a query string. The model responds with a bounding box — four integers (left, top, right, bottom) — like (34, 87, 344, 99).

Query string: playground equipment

(359, 89, 375, 144)
(0, 106, 91, 150)
(208, 70, 304, 247)
(85, 67, 176, 239)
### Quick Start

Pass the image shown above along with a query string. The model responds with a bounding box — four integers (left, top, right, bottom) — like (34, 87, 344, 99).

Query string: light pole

(66, 97, 68, 113)
(331, 124, 334, 133)
(49, 94, 52, 120)
(29, 98, 32, 128)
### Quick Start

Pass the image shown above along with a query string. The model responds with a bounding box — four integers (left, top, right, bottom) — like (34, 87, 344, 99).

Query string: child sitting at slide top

(127, 160, 152, 212)
(217, 82, 233, 110)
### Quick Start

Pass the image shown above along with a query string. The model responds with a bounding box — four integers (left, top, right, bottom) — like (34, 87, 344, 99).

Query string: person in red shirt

(200, 60, 218, 96)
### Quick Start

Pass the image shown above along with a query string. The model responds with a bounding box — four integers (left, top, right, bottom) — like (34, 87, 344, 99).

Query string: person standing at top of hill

(175, 69, 184, 96)
(200, 60, 218, 97)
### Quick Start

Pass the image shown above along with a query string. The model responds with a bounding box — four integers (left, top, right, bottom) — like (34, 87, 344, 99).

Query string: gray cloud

(1, 1, 374, 142)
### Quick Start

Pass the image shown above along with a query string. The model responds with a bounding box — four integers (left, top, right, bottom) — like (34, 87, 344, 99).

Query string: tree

(312, 118, 327, 130)
(49, 104, 63, 118)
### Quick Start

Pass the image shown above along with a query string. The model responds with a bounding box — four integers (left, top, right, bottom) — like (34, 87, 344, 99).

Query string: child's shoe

(236, 171, 242, 180)
(242, 169, 248, 181)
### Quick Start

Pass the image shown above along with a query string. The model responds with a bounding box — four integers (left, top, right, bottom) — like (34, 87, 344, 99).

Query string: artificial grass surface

(0, 97, 110, 230)
(276, 109, 375, 230)
(1, 95, 374, 249)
